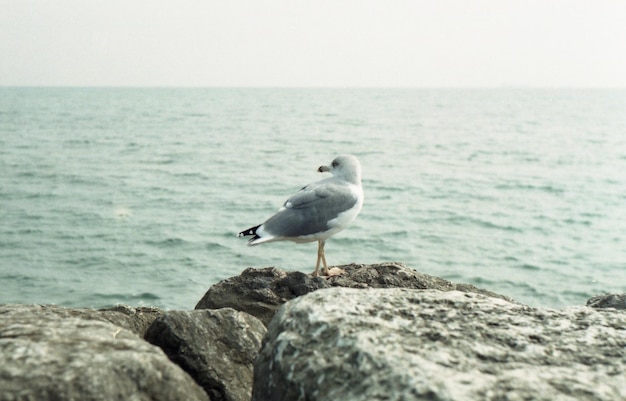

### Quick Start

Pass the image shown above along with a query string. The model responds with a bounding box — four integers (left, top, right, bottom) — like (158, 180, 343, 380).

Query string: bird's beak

(318, 165, 330, 173)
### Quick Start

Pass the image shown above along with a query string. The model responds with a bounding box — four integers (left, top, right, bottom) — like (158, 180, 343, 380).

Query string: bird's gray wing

(262, 180, 357, 238)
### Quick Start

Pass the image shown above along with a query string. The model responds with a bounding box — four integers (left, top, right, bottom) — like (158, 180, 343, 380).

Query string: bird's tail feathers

(238, 225, 261, 243)
(238, 224, 278, 245)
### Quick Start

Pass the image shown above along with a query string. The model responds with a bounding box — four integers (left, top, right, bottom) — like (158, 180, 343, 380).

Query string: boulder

(195, 267, 330, 326)
(97, 304, 164, 335)
(0, 303, 163, 337)
(253, 287, 626, 401)
(195, 263, 515, 326)
(0, 305, 209, 401)
(587, 293, 626, 310)
(145, 308, 266, 401)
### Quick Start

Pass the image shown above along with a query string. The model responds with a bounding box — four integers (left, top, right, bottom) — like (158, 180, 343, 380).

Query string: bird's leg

(313, 241, 322, 277)
(319, 240, 329, 276)
(313, 240, 328, 277)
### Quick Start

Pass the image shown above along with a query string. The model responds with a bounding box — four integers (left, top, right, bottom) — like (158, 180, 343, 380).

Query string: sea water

(1, 87, 625, 310)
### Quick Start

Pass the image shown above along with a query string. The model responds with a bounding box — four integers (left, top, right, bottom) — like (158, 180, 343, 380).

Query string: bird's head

(318, 154, 362, 185)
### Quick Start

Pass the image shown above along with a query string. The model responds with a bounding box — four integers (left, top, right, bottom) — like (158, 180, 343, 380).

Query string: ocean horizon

(1, 87, 625, 309)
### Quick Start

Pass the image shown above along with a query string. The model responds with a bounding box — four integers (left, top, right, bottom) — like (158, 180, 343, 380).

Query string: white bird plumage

(238, 154, 364, 276)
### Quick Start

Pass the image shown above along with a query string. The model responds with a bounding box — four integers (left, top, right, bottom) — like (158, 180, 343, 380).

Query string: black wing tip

(238, 225, 261, 242)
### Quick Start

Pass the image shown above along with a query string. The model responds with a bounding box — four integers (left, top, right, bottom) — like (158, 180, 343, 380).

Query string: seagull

(238, 154, 364, 276)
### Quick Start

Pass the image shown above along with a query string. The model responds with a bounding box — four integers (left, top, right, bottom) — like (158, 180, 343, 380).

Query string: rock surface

(253, 287, 626, 401)
(4, 264, 623, 401)
(0, 303, 163, 336)
(195, 267, 330, 326)
(196, 262, 516, 326)
(0, 304, 209, 401)
(587, 293, 626, 310)
(145, 308, 266, 401)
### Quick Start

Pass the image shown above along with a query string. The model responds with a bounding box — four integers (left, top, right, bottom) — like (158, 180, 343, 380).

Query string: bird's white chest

(327, 184, 363, 229)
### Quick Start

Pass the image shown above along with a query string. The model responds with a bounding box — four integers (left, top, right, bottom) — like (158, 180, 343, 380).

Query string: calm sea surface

(1, 87, 625, 309)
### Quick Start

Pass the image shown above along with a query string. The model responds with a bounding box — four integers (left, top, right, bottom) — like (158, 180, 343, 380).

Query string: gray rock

(0, 303, 163, 337)
(195, 267, 330, 326)
(145, 308, 266, 401)
(253, 287, 626, 401)
(327, 263, 516, 303)
(196, 263, 515, 326)
(97, 304, 164, 335)
(587, 293, 626, 310)
(0, 305, 209, 401)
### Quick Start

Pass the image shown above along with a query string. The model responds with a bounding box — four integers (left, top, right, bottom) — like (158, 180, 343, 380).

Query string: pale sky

(1, 0, 625, 87)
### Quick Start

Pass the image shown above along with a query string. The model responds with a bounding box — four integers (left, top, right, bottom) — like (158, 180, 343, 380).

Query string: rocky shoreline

(1, 262, 625, 400)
